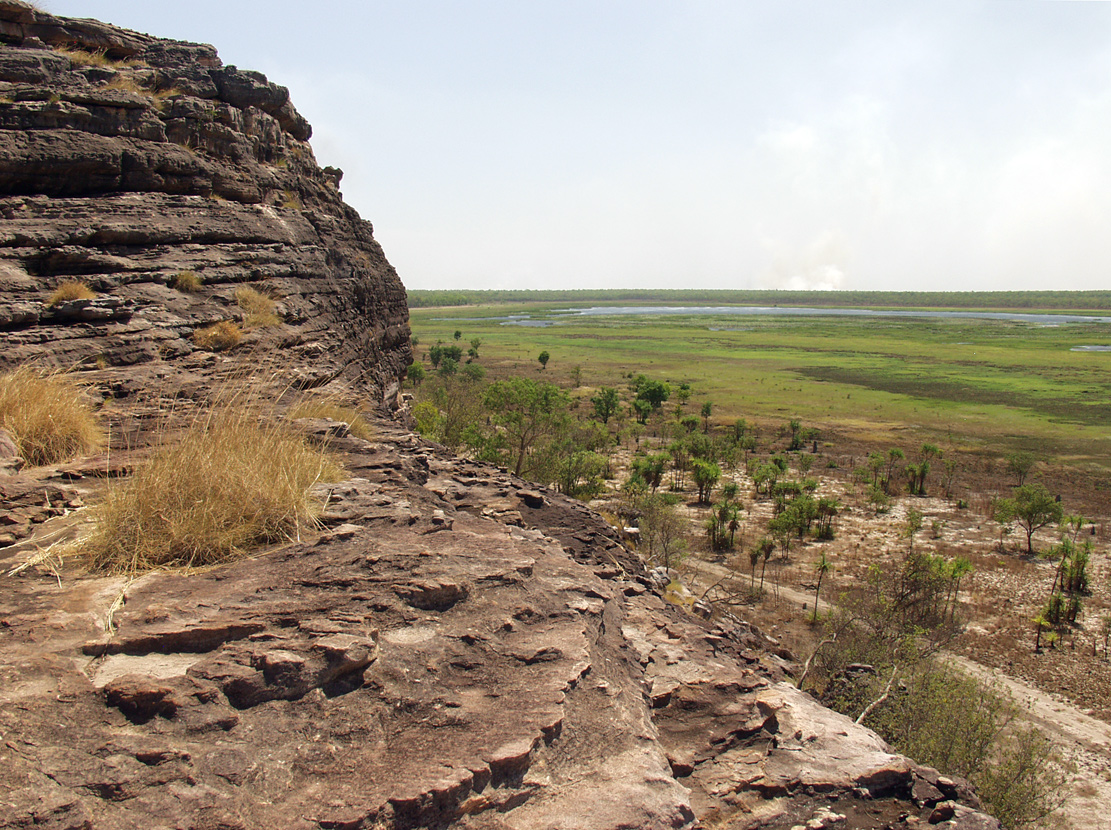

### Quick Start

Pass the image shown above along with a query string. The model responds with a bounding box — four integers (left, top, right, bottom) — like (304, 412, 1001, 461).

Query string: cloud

(759, 230, 851, 291)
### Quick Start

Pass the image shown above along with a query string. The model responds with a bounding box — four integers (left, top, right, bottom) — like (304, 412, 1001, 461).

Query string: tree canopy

(483, 378, 569, 476)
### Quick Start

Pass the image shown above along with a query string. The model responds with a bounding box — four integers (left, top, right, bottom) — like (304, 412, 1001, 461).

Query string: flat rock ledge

(0, 425, 1000, 830)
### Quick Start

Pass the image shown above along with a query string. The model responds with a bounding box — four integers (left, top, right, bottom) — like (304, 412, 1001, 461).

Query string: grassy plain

(409, 302, 1111, 474)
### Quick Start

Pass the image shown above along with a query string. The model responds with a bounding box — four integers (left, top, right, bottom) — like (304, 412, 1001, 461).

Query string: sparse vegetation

(47, 280, 95, 305)
(408, 299, 1111, 828)
(103, 75, 148, 95)
(289, 397, 374, 441)
(55, 46, 114, 67)
(83, 409, 341, 573)
(0, 367, 102, 466)
(234, 286, 281, 328)
(192, 320, 242, 351)
(169, 270, 203, 292)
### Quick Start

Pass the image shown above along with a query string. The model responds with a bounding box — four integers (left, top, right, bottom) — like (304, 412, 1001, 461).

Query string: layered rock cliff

(0, 4, 1001, 829)
(0, 0, 410, 406)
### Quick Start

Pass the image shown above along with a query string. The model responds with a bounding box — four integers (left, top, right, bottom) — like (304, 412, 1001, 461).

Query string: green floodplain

(406, 290, 1111, 474)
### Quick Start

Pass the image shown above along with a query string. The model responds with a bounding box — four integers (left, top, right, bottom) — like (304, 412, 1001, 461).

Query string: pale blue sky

(43, 1, 1111, 292)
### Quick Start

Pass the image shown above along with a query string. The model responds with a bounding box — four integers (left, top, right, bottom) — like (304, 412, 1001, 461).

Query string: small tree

(813, 551, 832, 621)
(815, 496, 840, 540)
(406, 362, 426, 387)
(883, 448, 905, 494)
(997, 483, 1063, 555)
(483, 378, 569, 476)
(732, 417, 748, 443)
(942, 457, 959, 500)
(1006, 451, 1036, 486)
(675, 382, 692, 407)
(904, 508, 924, 552)
(640, 495, 688, 570)
(700, 401, 713, 433)
(907, 443, 941, 496)
(453, 330, 462, 341)
(707, 481, 742, 551)
(786, 418, 803, 451)
(538, 350, 550, 370)
(691, 459, 721, 504)
(591, 386, 620, 424)
(630, 452, 667, 493)
(756, 536, 775, 592)
(797, 453, 815, 476)
(635, 378, 671, 412)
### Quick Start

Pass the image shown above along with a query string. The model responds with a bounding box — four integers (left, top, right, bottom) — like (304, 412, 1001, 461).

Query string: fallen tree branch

(856, 665, 899, 725)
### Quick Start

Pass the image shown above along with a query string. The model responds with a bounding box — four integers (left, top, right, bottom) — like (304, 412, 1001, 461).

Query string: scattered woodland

(407, 298, 1111, 829)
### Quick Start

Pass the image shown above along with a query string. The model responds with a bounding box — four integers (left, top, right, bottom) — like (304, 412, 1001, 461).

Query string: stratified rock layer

(0, 0, 409, 406)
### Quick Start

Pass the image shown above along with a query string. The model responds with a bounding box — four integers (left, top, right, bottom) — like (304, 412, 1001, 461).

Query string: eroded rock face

(0, 0, 410, 407)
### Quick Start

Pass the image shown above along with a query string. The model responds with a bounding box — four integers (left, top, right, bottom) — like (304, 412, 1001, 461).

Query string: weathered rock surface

(0, 3, 1002, 828)
(0, 425, 1002, 830)
(0, 0, 409, 406)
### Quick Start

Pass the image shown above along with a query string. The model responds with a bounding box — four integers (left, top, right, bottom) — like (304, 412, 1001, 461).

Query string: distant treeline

(408, 289, 1111, 312)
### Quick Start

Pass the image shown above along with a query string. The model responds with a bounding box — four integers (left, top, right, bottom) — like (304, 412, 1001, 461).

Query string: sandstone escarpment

(0, 4, 1003, 828)
(0, 0, 409, 406)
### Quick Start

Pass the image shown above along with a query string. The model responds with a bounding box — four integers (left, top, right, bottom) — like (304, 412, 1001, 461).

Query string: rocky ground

(1, 413, 1002, 830)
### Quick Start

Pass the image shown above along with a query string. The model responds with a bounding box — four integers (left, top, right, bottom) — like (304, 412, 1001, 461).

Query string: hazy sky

(43, 1, 1111, 292)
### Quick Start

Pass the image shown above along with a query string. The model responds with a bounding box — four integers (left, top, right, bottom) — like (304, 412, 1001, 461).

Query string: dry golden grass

(104, 75, 148, 95)
(169, 270, 203, 292)
(289, 397, 375, 441)
(235, 286, 281, 329)
(47, 280, 96, 305)
(0, 367, 102, 466)
(83, 410, 342, 573)
(55, 46, 113, 67)
(55, 46, 145, 69)
(192, 320, 241, 351)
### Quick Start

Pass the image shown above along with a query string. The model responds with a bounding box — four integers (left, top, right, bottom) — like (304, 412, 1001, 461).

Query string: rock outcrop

(1, 426, 1001, 830)
(0, 4, 1002, 829)
(0, 0, 410, 406)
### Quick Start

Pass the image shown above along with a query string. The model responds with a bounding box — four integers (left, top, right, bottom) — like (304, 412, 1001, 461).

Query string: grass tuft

(55, 46, 112, 67)
(289, 397, 375, 441)
(83, 410, 342, 573)
(47, 280, 96, 305)
(103, 75, 148, 95)
(170, 270, 203, 293)
(235, 286, 281, 329)
(192, 321, 241, 351)
(0, 367, 102, 466)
